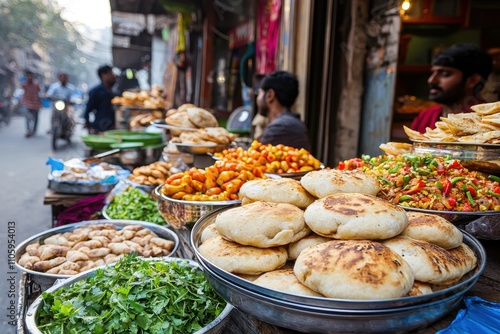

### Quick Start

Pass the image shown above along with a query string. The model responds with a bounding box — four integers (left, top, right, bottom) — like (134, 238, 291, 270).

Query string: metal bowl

(15, 219, 180, 290)
(25, 257, 233, 334)
(412, 141, 500, 174)
(190, 206, 486, 333)
(172, 141, 231, 155)
(154, 185, 240, 229)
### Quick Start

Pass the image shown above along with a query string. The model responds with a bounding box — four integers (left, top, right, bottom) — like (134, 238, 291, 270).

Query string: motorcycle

(51, 99, 74, 150)
(0, 96, 11, 126)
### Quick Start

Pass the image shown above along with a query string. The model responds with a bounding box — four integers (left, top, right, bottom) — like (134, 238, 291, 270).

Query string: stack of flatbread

(404, 101, 500, 144)
(165, 104, 219, 129)
(198, 173, 478, 300)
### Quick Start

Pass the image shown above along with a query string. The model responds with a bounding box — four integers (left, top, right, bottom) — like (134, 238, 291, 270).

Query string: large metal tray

(191, 206, 486, 311)
(24, 257, 233, 334)
(47, 175, 116, 194)
(15, 219, 180, 289)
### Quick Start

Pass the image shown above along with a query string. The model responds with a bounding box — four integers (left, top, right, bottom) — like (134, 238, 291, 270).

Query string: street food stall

(18, 101, 500, 333)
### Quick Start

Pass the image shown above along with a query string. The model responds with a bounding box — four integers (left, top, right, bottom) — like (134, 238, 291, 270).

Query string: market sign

(229, 21, 255, 49)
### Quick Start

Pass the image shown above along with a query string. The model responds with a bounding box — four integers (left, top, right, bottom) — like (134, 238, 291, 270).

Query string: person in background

(84, 65, 117, 133)
(256, 71, 311, 151)
(21, 70, 41, 137)
(410, 44, 493, 133)
(46, 72, 76, 101)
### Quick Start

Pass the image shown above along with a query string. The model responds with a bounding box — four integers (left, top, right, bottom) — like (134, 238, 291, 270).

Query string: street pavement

(0, 109, 88, 332)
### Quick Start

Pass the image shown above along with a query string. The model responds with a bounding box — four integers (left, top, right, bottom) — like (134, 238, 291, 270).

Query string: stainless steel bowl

(154, 185, 240, 229)
(25, 257, 233, 334)
(172, 141, 231, 155)
(15, 219, 180, 290)
(190, 206, 486, 333)
(47, 174, 117, 194)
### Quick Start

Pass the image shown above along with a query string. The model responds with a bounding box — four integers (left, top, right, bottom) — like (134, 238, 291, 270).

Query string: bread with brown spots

(300, 169, 380, 198)
(215, 201, 311, 248)
(401, 212, 463, 249)
(187, 107, 219, 128)
(253, 269, 323, 297)
(239, 178, 316, 209)
(304, 193, 408, 240)
(198, 236, 287, 275)
(382, 236, 477, 285)
(406, 281, 433, 296)
(294, 240, 414, 299)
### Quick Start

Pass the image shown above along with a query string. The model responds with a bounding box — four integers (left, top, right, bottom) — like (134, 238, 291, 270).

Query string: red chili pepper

(447, 197, 457, 207)
(407, 180, 425, 194)
(338, 162, 345, 170)
(467, 185, 477, 197)
(443, 179, 452, 196)
(447, 160, 463, 170)
(494, 187, 500, 194)
(471, 179, 478, 186)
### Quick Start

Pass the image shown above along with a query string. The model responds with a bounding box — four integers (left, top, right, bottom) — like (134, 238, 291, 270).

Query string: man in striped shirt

(21, 71, 41, 137)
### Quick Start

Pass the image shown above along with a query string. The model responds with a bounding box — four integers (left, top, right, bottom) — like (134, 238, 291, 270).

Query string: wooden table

(219, 239, 500, 333)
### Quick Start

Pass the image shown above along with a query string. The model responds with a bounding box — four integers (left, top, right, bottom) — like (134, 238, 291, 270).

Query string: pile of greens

(105, 187, 166, 225)
(37, 255, 227, 334)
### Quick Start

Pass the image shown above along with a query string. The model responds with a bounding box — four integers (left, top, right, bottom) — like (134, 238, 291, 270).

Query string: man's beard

(428, 81, 466, 105)
(259, 98, 269, 117)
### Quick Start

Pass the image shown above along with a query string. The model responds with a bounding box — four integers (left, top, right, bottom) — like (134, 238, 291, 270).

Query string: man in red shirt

(21, 71, 41, 137)
(411, 44, 493, 133)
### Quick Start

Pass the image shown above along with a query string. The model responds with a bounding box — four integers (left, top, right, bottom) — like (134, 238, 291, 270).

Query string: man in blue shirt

(84, 65, 117, 133)
(256, 71, 311, 151)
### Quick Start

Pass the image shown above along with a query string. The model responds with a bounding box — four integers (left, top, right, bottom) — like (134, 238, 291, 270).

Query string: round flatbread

(304, 193, 408, 240)
(177, 103, 196, 112)
(200, 224, 220, 244)
(402, 212, 463, 249)
(406, 281, 433, 296)
(382, 236, 477, 285)
(300, 169, 380, 198)
(215, 201, 310, 248)
(165, 111, 197, 128)
(187, 107, 219, 128)
(239, 178, 316, 209)
(253, 269, 323, 297)
(287, 234, 331, 260)
(198, 236, 287, 275)
(294, 240, 414, 300)
(198, 127, 235, 144)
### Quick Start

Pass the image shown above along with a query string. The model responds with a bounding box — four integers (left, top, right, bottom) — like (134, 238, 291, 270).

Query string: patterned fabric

(21, 82, 41, 110)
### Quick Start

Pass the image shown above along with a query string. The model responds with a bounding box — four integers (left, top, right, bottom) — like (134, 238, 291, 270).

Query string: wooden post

(199, 0, 215, 109)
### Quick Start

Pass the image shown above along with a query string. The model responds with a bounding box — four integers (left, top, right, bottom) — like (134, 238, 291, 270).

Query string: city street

(0, 109, 88, 332)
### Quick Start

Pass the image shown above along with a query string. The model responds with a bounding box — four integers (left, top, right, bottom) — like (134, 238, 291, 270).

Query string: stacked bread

(198, 170, 477, 300)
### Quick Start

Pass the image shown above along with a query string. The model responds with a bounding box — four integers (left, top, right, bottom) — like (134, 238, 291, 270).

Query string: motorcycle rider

(46, 72, 76, 134)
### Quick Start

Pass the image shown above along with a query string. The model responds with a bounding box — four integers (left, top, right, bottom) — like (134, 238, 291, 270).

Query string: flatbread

(300, 169, 380, 198)
(165, 111, 197, 128)
(239, 178, 316, 209)
(379, 142, 412, 156)
(382, 236, 477, 285)
(179, 131, 216, 145)
(294, 240, 414, 299)
(215, 201, 311, 248)
(470, 101, 500, 115)
(304, 193, 408, 240)
(402, 212, 463, 249)
(198, 127, 236, 144)
(177, 103, 196, 112)
(200, 224, 220, 244)
(406, 281, 433, 296)
(253, 269, 323, 297)
(198, 236, 287, 275)
(187, 107, 219, 128)
(287, 234, 331, 260)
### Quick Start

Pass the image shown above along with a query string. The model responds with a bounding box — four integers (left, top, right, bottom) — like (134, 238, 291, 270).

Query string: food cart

(17, 103, 500, 333)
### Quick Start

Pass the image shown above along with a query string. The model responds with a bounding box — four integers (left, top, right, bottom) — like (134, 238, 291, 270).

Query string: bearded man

(410, 44, 493, 133)
(256, 71, 311, 150)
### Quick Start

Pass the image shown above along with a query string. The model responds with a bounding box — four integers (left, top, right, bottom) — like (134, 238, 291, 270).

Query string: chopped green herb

(37, 255, 226, 333)
(106, 187, 166, 225)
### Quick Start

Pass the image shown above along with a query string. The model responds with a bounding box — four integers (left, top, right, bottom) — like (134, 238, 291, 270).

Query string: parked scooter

(51, 99, 74, 150)
(0, 96, 11, 126)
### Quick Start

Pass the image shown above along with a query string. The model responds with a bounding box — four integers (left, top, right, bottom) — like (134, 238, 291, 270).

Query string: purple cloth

(56, 194, 107, 226)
